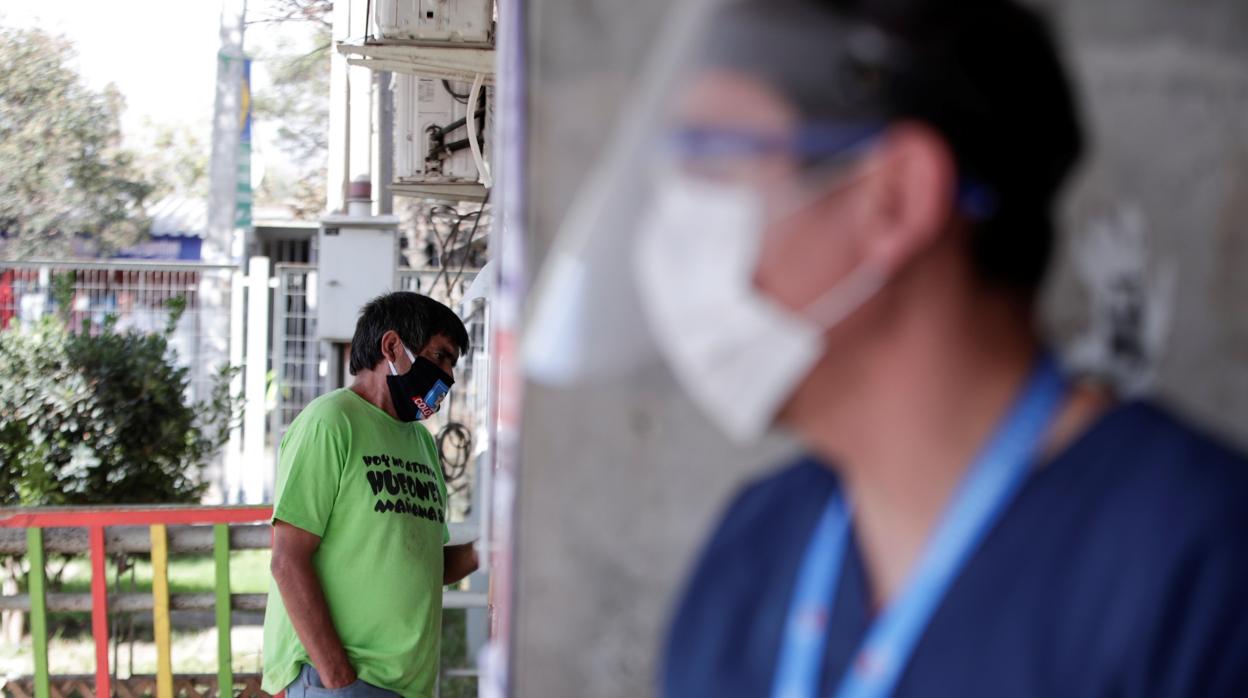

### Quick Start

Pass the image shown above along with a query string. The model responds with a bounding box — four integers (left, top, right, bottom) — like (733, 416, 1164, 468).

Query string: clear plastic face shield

(521, 0, 911, 442)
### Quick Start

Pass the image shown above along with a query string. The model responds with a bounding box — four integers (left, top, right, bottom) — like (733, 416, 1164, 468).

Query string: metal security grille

(0, 260, 235, 405)
(398, 267, 476, 304)
(398, 268, 484, 521)
(271, 264, 324, 448)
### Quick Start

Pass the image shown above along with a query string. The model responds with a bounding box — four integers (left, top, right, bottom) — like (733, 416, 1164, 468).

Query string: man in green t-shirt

(262, 292, 479, 698)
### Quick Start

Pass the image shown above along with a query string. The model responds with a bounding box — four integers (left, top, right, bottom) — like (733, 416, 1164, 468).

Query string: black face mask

(386, 347, 455, 422)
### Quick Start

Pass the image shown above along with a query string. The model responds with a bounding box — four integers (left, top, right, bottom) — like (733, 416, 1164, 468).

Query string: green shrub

(0, 291, 239, 505)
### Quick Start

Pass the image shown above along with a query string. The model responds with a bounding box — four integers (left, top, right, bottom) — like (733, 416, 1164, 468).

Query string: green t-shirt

(262, 388, 450, 698)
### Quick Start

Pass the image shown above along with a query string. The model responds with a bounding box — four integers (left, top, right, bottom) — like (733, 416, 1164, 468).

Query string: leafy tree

(0, 26, 155, 258)
(250, 0, 333, 218)
(134, 118, 212, 200)
(253, 30, 331, 168)
(249, 0, 333, 27)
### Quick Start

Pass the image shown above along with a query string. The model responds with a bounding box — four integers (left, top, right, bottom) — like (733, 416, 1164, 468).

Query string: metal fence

(397, 269, 485, 522)
(0, 260, 236, 406)
(271, 264, 323, 449)
(397, 268, 478, 308)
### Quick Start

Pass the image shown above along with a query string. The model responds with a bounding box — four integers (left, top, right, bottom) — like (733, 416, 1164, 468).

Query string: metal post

(207, 0, 248, 264)
(327, 0, 351, 213)
(270, 268, 288, 467)
(374, 70, 395, 216)
(466, 450, 490, 663)
(227, 269, 247, 502)
(348, 0, 374, 189)
(243, 256, 271, 503)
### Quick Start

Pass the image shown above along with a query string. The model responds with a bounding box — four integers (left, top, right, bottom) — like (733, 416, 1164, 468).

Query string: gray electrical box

(317, 214, 401, 342)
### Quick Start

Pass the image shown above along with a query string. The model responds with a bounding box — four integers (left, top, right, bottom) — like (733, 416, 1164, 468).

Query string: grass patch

(49, 549, 271, 597)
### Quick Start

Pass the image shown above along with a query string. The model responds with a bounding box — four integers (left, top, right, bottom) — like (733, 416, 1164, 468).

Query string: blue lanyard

(771, 355, 1067, 698)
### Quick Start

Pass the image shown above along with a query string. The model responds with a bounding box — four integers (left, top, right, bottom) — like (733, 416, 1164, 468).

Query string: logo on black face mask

(387, 354, 455, 423)
(412, 380, 449, 420)
(413, 395, 436, 419)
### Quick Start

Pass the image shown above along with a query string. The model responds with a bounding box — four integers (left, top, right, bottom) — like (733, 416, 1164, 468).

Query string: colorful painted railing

(0, 506, 274, 698)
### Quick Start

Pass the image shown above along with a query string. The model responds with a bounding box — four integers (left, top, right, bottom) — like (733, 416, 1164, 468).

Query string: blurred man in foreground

(262, 292, 478, 698)
(637, 0, 1248, 695)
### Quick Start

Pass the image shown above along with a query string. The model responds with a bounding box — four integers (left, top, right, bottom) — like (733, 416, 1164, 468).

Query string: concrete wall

(511, 2, 1248, 696)
(1041, 0, 1248, 449)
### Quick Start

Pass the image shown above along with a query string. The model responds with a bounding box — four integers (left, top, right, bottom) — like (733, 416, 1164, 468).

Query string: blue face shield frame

(666, 122, 997, 221)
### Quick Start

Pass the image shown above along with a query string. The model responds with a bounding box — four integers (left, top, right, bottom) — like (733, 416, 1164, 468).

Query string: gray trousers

(284, 664, 401, 698)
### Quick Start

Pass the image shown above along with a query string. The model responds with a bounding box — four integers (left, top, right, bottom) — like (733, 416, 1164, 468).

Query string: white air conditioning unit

(394, 74, 492, 200)
(373, 0, 494, 44)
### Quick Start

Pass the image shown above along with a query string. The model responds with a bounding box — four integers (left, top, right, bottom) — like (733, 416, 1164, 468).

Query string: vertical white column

(373, 70, 395, 216)
(243, 256, 271, 503)
(326, 0, 351, 213)
(225, 270, 247, 502)
(348, 0, 374, 187)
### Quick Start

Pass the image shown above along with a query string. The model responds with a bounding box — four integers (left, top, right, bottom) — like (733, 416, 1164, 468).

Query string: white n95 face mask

(633, 171, 886, 443)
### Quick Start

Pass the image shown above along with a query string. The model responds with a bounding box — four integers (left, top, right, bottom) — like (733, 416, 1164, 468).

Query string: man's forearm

(272, 552, 356, 687)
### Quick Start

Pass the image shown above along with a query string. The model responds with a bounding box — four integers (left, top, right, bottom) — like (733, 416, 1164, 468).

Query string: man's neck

(351, 370, 400, 420)
(785, 285, 1051, 609)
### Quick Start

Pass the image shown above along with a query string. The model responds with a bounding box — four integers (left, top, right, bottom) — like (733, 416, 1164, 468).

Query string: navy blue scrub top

(661, 401, 1248, 697)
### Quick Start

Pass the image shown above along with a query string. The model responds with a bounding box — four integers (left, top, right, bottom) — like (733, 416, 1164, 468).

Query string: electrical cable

(430, 138, 473, 160)
(424, 205, 464, 274)
(449, 192, 491, 292)
(430, 211, 471, 294)
(443, 79, 472, 104)
(466, 73, 493, 188)
(433, 110, 487, 140)
(427, 193, 490, 297)
(445, 138, 474, 153)
(437, 421, 473, 496)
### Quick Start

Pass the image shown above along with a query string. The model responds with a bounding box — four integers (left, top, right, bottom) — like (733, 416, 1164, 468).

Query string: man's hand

(271, 520, 357, 688)
(443, 542, 479, 585)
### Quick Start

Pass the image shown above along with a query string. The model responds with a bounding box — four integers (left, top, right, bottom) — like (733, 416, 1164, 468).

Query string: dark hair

(349, 292, 470, 375)
(701, 0, 1084, 300)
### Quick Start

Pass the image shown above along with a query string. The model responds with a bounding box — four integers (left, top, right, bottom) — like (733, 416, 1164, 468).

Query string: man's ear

(378, 329, 404, 367)
(856, 122, 958, 274)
